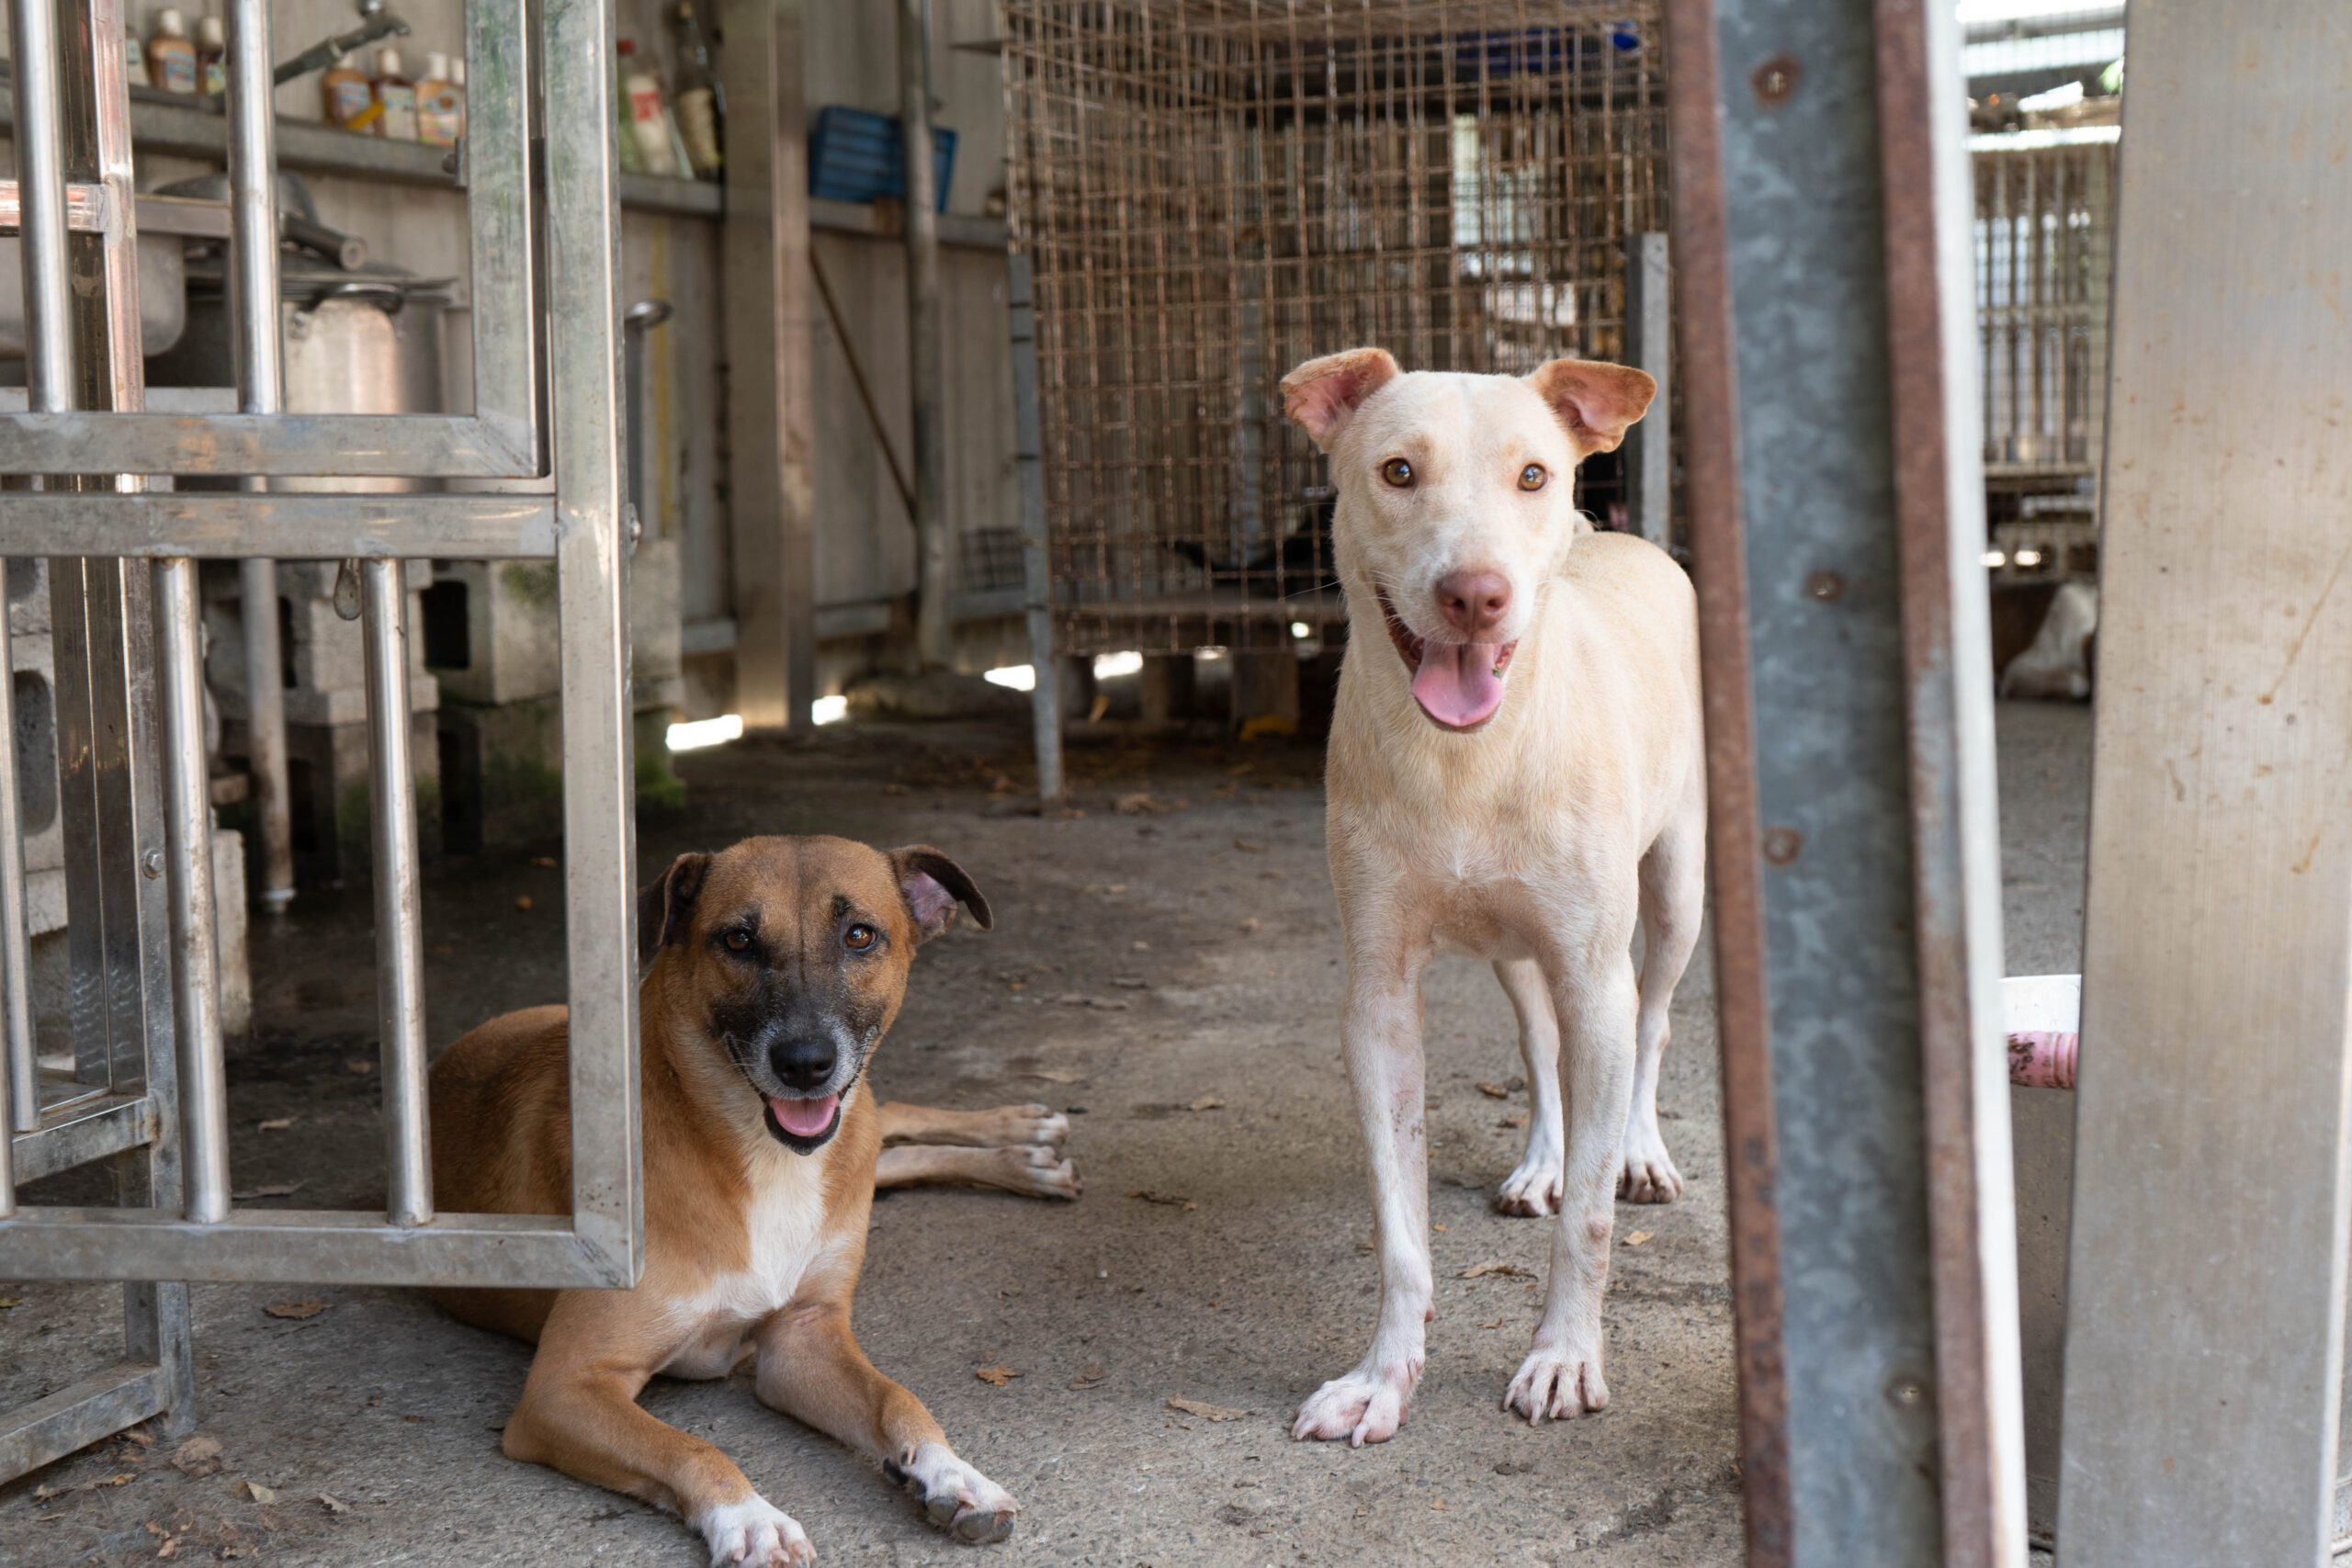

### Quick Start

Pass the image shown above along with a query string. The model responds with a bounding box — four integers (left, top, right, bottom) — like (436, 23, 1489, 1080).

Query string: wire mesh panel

(1003, 1, 1668, 655)
(1973, 133, 2115, 483)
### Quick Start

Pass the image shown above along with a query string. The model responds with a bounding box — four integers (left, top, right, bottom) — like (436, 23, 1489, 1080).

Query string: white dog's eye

(1379, 457, 1414, 488)
(1519, 463, 1549, 492)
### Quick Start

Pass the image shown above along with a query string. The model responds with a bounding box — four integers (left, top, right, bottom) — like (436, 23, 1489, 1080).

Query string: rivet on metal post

(1805, 570, 1845, 602)
(1752, 54, 1801, 105)
(141, 850, 164, 880)
(1762, 827, 1804, 866)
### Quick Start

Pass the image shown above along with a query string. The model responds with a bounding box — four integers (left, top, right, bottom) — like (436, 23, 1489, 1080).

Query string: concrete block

(7, 558, 50, 637)
(11, 630, 63, 876)
(423, 560, 561, 706)
(631, 536, 683, 691)
(204, 582, 439, 727)
(439, 696, 684, 853)
(285, 713, 443, 886)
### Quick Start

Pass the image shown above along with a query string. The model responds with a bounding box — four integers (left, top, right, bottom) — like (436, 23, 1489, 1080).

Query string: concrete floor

(0, 702, 2093, 1566)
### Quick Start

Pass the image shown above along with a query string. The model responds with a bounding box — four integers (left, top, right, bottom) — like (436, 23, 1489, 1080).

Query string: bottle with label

(148, 8, 197, 94)
(124, 27, 150, 88)
(322, 51, 371, 129)
(416, 51, 463, 146)
(617, 41, 679, 177)
(669, 1, 723, 178)
(197, 15, 226, 96)
(371, 47, 419, 140)
(613, 39, 646, 174)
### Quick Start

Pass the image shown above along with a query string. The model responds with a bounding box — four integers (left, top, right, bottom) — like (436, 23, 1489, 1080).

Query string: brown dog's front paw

(997, 1144, 1080, 1201)
(892, 1443, 1017, 1545)
(696, 1495, 815, 1567)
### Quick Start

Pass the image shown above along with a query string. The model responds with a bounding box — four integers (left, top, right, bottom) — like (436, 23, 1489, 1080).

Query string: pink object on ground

(2007, 1031, 2078, 1090)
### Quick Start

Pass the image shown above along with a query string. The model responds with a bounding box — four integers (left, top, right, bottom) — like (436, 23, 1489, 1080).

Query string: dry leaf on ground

(1459, 1260, 1536, 1280)
(234, 1181, 307, 1200)
(264, 1299, 328, 1321)
(1187, 1096, 1226, 1112)
(255, 1118, 294, 1133)
(1624, 1231, 1654, 1247)
(317, 1494, 351, 1515)
(1166, 1396, 1251, 1422)
(1126, 1190, 1197, 1212)
(1498, 1113, 1530, 1129)
(1025, 1069, 1083, 1084)
(1476, 1081, 1510, 1100)
(238, 1481, 276, 1505)
(34, 1472, 133, 1499)
(974, 1365, 1019, 1387)
(170, 1437, 223, 1476)
(0, 1295, 21, 1309)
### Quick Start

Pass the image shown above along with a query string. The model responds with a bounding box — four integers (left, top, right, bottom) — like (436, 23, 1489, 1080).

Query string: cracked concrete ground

(2, 702, 2091, 1565)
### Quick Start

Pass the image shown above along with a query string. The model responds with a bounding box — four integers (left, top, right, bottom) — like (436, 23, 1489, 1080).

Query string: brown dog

(430, 836, 1064, 1565)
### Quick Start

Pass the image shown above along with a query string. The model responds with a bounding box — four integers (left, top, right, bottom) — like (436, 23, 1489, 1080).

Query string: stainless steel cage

(1001, 0, 1671, 655)
(0, 0, 642, 1480)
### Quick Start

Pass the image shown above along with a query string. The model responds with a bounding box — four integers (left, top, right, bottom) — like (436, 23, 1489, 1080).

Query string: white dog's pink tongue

(769, 1093, 839, 1138)
(1412, 641, 1505, 728)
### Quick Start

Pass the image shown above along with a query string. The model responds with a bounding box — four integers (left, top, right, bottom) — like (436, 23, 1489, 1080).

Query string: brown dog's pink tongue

(1411, 640, 1505, 728)
(769, 1093, 839, 1138)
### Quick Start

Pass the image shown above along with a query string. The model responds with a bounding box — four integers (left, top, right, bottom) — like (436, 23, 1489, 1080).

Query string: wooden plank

(2057, 8, 2352, 1562)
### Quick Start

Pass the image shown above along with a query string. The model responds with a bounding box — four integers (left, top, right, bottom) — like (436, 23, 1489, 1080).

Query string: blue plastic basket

(808, 105, 956, 212)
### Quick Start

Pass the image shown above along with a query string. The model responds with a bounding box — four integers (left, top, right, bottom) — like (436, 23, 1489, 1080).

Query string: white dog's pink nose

(1436, 570, 1511, 637)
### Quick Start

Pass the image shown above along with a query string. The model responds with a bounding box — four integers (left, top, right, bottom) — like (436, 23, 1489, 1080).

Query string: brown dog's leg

(752, 1298, 1018, 1544)
(876, 1100, 1068, 1150)
(874, 1142, 1079, 1199)
(504, 1296, 813, 1566)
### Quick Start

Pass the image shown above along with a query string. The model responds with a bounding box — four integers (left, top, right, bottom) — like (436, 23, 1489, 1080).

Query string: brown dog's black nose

(771, 1037, 837, 1092)
(1435, 570, 1511, 637)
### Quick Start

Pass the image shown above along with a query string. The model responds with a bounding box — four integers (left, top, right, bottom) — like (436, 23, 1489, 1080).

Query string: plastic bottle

(669, 1, 723, 178)
(322, 51, 371, 130)
(197, 15, 226, 96)
(613, 40, 646, 174)
(124, 26, 150, 88)
(618, 40, 679, 177)
(148, 8, 197, 95)
(449, 59, 468, 139)
(371, 46, 418, 141)
(416, 51, 463, 146)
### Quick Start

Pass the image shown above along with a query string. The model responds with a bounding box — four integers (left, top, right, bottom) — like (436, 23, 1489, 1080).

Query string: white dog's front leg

(1493, 957, 1566, 1217)
(1507, 955, 1637, 1424)
(1294, 964, 1432, 1448)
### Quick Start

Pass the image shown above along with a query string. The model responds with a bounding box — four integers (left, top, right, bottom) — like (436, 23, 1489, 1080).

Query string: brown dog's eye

(843, 923, 878, 953)
(1379, 457, 1414, 488)
(722, 929, 753, 953)
(1519, 463, 1549, 492)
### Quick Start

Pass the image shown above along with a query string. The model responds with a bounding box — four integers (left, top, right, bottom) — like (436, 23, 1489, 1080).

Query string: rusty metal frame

(1668, 0, 2024, 1562)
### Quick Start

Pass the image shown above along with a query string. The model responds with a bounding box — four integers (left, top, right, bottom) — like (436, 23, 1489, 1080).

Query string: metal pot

(148, 255, 454, 493)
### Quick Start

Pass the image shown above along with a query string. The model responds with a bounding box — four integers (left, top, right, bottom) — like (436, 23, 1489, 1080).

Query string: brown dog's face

(638, 835, 990, 1154)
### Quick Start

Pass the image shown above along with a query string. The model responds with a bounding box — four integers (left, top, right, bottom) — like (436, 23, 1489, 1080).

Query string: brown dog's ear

(890, 846, 991, 942)
(1280, 347, 1401, 452)
(1525, 358, 1656, 459)
(636, 852, 711, 966)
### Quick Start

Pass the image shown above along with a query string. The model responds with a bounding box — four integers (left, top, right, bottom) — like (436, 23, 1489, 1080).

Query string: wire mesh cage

(1002, 2, 1669, 655)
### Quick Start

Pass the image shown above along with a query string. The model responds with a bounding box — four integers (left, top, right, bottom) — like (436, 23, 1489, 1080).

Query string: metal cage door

(0, 0, 643, 1474)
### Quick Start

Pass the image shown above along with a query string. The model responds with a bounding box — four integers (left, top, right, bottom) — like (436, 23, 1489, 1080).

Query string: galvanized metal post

(719, 0, 817, 733)
(899, 0, 952, 668)
(227, 0, 294, 916)
(1668, 0, 2024, 1562)
(1623, 231, 1672, 550)
(1006, 255, 1063, 803)
(2056, 8, 2352, 1563)
(361, 562, 431, 1226)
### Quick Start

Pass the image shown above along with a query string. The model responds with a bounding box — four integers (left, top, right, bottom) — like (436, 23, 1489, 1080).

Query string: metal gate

(0, 0, 641, 1477)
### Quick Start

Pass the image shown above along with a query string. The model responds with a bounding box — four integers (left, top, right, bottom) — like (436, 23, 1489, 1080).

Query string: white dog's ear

(1525, 358, 1657, 458)
(1280, 348, 1400, 451)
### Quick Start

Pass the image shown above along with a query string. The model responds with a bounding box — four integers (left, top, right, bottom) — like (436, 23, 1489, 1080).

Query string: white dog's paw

(995, 1143, 1080, 1200)
(697, 1495, 815, 1567)
(1292, 1363, 1417, 1447)
(1495, 1153, 1564, 1218)
(890, 1441, 1018, 1544)
(1617, 1125, 1683, 1205)
(989, 1104, 1069, 1150)
(1503, 1337, 1610, 1424)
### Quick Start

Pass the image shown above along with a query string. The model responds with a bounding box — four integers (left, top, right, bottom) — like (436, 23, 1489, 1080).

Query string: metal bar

(224, 0, 295, 916)
(1660, 2, 1790, 1556)
(361, 561, 432, 1226)
(1875, 1, 2028, 1562)
(8, 1093, 153, 1184)
(0, 178, 108, 231)
(545, 0, 643, 1285)
(0, 492, 560, 558)
(461, 0, 540, 461)
(153, 559, 228, 1224)
(1684, 0, 2024, 1561)
(0, 387, 236, 412)
(720, 0, 817, 732)
(0, 1208, 628, 1286)
(2057, 7, 2352, 1562)
(1007, 254, 1064, 804)
(0, 1361, 170, 1482)
(808, 251, 915, 519)
(1623, 231, 1673, 550)
(0, 412, 538, 479)
(900, 0, 952, 667)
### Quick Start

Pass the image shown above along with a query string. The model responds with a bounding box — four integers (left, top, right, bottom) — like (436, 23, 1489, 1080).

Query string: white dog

(1281, 349, 1704, 1445)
